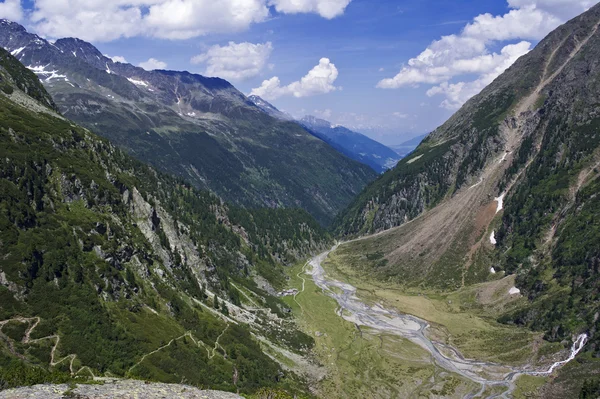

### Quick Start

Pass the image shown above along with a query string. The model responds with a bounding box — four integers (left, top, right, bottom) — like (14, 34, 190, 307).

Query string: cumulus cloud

(139, 58, 167, 70)
(313, 108, 333, 119)
(191, 41, 273, 81)
(12, 0, 351, 42)
(269, 0, 351, 19)
(107, 55, 128, 63)
(378, 0, 595, 109)
(0, 0, 24, 21)
(251, 58, 339, 100)
(427, 41, 531, 109)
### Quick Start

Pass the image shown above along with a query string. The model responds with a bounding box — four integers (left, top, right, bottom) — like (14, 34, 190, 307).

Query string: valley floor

(282, 245, 590, 399)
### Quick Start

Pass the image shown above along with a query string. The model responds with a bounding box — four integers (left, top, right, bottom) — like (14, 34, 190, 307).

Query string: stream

(306, 244, 588, 398)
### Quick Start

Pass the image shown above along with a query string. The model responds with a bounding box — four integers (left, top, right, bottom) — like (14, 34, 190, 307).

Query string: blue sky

(0, 0, 597, 144)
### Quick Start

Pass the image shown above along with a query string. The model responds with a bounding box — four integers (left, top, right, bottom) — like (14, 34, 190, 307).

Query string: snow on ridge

(508, 287, 521, 295)
(127, 78, 149, 87)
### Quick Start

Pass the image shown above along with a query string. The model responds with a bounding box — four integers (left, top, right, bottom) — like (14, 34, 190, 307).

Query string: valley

(2, 2, 600, 398)
(286, 242, 586, 398)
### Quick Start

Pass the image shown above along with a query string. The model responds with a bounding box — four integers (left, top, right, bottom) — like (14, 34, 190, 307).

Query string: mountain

(333, 1, 600, 375)
(248, 95, 294, 121)
(247, 95, 400, 174)
(299, 116, 401, 173)
(0, 47, 328, 396)
(389, 134, 427, 157)
(0, 20, 377, 225)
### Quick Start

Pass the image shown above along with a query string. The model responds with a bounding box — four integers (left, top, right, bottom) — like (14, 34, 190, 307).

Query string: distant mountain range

(299, 115, 401, 173)
(0, 19, 377, 225)
(249, 95, 402, 174)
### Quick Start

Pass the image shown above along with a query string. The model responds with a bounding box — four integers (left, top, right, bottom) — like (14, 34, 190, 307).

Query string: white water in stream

(306, 244, 587, 398)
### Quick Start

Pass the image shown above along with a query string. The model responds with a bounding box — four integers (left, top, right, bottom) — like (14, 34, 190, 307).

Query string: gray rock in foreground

(0, 379, 243, 399)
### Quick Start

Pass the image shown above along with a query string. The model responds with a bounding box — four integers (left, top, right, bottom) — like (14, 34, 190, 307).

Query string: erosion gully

(305, 244, 587, 399)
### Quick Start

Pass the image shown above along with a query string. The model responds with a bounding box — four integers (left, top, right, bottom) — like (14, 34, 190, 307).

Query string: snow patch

(71, 51, 77, 57)
(26, 65, 68, 82)
(508, 287, 521, 295)
(489, 231, 497, 245)
(10, 47, 26, 57)
(490, 267, 496, 274)
(407, 154, 424, 164)
(127, 78, 149, 87)
(495, 193, 505, 214)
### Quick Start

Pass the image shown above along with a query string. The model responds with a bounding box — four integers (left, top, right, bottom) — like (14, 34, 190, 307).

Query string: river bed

(306, 244, 587, 398)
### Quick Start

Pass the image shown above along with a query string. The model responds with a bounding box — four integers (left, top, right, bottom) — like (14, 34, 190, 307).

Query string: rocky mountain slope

(0, 47, 329, 396)
(0, 20, 377, 225)
(332, 0, 600, 370)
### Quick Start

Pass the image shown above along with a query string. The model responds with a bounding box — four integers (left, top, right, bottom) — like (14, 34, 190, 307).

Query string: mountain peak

(301, 115, 332, 129)
(248, 94, 294, 121)
(0, 19, 25, 31)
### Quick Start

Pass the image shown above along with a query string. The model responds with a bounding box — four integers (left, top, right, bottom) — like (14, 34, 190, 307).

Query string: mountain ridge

(0, 19, 377, 225)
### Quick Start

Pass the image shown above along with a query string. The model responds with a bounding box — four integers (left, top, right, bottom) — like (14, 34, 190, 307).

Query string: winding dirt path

(0, 316, 94, 377)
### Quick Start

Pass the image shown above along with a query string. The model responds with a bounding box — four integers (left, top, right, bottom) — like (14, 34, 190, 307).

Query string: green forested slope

(0, 48, 328, 396)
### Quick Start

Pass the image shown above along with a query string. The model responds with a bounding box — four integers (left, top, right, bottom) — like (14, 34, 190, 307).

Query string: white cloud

(107, 55, 128, 63)
(314, 108, 332, 119)
(507, 0, 596, 20)
(427, 41, 531, 109)
(269, 0, 351, 19)
(13, 0, 352, 42)
(0, 0, 24, 21)
(393, 112, 409, 118)
(139, 58, 167, 70)
(377, 0, 595, 109)
(191, 41, 273, 81)
(251, 57, 340, 100)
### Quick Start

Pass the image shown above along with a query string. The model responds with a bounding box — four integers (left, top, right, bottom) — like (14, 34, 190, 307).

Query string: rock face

(0, 380, 242, 399)
(0, 19, 377, 225)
